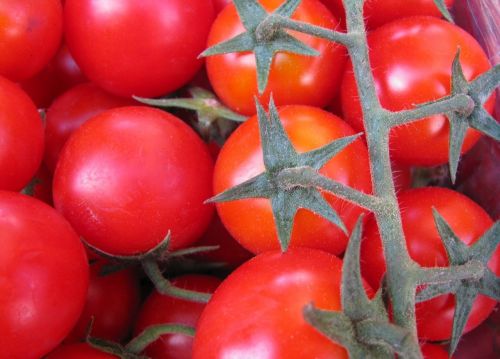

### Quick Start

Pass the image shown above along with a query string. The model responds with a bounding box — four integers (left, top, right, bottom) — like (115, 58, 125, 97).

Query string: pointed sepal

(433, 0, 454, 22)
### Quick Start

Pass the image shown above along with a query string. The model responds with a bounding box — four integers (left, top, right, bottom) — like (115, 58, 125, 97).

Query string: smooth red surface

(0, 192, 89, 359)
(0, 0, 62, 81)
(206, 0, 347, 115)
(134, 275, 221, 359)
(53, 106, 214, 255)
(214, 105, 372, 255)
(44, 82, 136, 173)
(46, 343, 117, 359)
(65, 261, 141, 343)
(64, 0, 214, 97)
(360, 187, 498, 341)
(193, 248, 353, 358)
(341, 17, 494, 166)
(421, 343, 451, 359)
(0, 76, 44, 191)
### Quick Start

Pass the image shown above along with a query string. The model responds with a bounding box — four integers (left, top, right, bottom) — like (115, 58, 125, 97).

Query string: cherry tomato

(134, 275, 221, 359)
(44, 83, 137, 173)
(206, 0, 347, 115)
(53, 106, 214, 256)
(322, 0, 454, 29)
(46, 343, 117, 359)
(20, 43, 87, 109)
(193, 248, 362, 358)
(421, 343, 451, 359)
(341, 17, 495, 166)
(64, 0, 215, 97)
(0, 76, 44, 191)
(0, 191, 89, 359)
(65, 261, 141, 343)
(214, 105, 371, 255)
(0, 0, 62, 81)
(360, 187, 499, 341)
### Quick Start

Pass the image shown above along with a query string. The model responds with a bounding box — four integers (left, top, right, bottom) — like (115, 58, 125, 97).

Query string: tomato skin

(193, 248, 353, 358)
(134, 275, 221, 359)
(64, 0, 215, 98)
(206, 0, 347, 115)
(53, 106, 214, 255)
(0, 76, 44, 191)
(0, 191, 89, 359)
(0, 0, 62, 81)
(65, 261, 141, 343)
(46, 343, 118, 359)
(214, 105, 371, 255)
(360, 187, 498, 341)
(421, 343, 450, 359)
(44, 83, 137, 173)
(322, 0, 454, 29)
(341, 17, 495, 166)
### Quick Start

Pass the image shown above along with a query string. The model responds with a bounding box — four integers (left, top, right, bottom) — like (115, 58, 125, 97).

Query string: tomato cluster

(0, 0, 497, 358)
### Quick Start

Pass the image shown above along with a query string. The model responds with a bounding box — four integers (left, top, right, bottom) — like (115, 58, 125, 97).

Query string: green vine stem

(125, 324, 195, 354)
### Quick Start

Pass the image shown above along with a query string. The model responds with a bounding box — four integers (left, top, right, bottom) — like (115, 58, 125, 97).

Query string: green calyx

(200, 0, 318, 93)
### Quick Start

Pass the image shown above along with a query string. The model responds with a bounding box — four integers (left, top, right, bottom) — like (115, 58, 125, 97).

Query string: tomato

(53, 106, 214, 255)
(20, 43, 87, 109)
(64, 0, 215, 97)
(46, 343, 117, 359)
(214, 105, 371, 255)
(322, 0, 454, 29)
(0, 0, 62, 81)
(65, 261, 141, 343)
(341, 17, 495, 166)
(206, 0, 347, 115)
(420, 343, 450, 359)
(193, 248, 358, 358)
(213, 0, 232, 14)
(0, 191, 89, 359)
(0, 76, 44, 191)
(134, 275, 221, 359)
(44, 83, 137, 173)
(360, 187, 499, 341)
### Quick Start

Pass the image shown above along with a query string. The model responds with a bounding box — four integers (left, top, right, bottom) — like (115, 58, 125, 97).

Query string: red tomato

(322, 0, 454, 29)
(0, 76, 44, 191)
(64, 0, 215, 97)
(46, 343, 117, 359)
(20, 43, 87, 109)
(65, 261, 141, 343)
(0, 0, 62, 81)
(134, 275, 221, 359)
(341, 17, 495, 166)
(206, 0, 347, 115)
(193, 248, 357, 358)
(213, 0, 232, 13)
(360, 187, 499, 341)
(0, 192, 89, 359)
(53, 106, 214, 255)
(214, 105, 371, 255)
(421, 343, 451, 359)
(44, 83, 137, 173)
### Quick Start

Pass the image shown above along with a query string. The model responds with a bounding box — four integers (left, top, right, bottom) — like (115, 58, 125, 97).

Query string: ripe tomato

(421, 343, 450, 359)
(193, 248, 358, 358)
(322, 0, 454, 29)
(46, 343, 117, 359)
(0, 76, 44, 191)
(341, 17, 495, 166)
(53, 106, 214, 256)
(65, 261, 141, 343)
(360, 187, 499, 341)
(134, 275, 221, 359)
(0, 192, 89, 359)
(206, 0, 347, 115)
(214, 105, 371, 255)
(0, 0, 62, 81)
(44, 83, 137, 173)
(64, 0, 215, 97)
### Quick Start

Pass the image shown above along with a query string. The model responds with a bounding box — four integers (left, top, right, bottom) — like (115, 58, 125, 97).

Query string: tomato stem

(125, 323, 195, 354)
